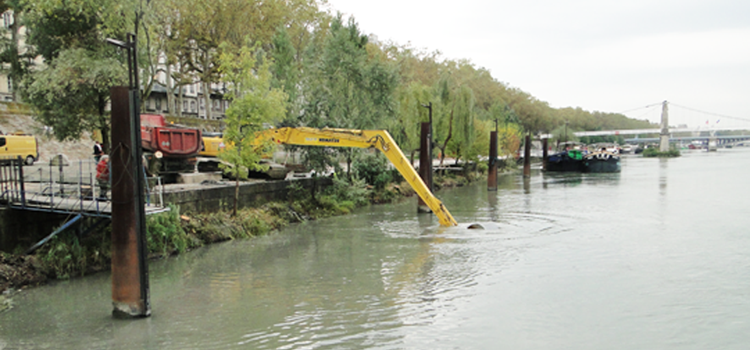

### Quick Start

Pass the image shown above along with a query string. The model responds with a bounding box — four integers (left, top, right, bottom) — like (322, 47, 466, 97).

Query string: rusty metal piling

(488, 131, 498, 191)
(110, 86, 150, 318)
(523, 134, 531, 177)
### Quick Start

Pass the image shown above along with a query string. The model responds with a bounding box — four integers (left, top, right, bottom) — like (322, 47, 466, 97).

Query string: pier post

(542, 138, 548, 171)
(523, 134, 531, 177)
(488, 130, 498, 191)
(418, 104, 433, 213)
(110, 83, 150, 318)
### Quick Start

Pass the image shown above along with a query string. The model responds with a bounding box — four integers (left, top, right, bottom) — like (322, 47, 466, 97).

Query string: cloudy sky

(324, 0, 750, 129)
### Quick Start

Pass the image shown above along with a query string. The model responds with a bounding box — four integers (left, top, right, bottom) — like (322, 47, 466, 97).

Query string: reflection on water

(2, 149, 750, 349)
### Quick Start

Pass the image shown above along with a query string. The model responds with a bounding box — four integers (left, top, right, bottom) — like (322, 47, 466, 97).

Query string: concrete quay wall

(161, 177, 332, 214)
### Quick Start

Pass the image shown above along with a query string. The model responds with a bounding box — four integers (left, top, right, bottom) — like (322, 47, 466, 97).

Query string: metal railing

(0, 157, 165, 217)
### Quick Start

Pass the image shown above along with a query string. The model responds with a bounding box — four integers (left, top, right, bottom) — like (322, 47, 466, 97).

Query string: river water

(2, 148, 749, 349)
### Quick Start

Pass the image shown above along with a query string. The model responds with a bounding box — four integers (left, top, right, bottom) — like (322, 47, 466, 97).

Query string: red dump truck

(140, 114, 202, 177)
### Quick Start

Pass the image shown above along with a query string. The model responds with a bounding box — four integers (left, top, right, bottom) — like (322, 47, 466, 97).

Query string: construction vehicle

(253, 127, 458, 227)
(199, 132, 225, 157)
(140, 114, 202, 176)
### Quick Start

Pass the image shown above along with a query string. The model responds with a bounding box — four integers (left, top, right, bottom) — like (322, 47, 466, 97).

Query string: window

(183, 100, 188, 111)
(199, 99, 204, 110)
(7, 76, 12, 93)
(213, 100, 219, 111)
(155, 98, 161, 111)
(189, 84, 194, 94)
(0, 137, 5, 147)
(190, 101, 196, 112)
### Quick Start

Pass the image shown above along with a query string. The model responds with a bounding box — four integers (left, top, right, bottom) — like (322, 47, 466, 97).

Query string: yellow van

(0, 134, 39, 165)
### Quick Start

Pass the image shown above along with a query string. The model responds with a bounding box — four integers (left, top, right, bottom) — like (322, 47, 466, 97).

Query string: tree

(447, 85, 475, 164)
(19, 0, 155, 149)
(300, 14, 398, 177)
(391, 82, 430, 165)
(23, 48, 126, 149)
(270, 25, 299, 125)
(217, 41, 287, 216)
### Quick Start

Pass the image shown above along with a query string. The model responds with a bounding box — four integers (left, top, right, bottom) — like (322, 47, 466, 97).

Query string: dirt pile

(0, 253, 48, 292)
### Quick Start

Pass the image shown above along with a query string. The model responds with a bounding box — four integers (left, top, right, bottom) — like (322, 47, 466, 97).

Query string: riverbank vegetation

(642, 148, 681, 158)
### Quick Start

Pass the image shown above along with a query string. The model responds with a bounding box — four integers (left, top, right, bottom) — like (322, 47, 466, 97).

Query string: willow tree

(391, 82, 431, 165)
(447, 85, 476, 164)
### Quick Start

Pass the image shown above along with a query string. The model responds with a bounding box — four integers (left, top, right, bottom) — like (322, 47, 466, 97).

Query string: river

(1, 148, 749, 350)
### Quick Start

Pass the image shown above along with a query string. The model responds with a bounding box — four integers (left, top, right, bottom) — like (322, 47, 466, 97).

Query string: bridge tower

(659, 101, 670, 152)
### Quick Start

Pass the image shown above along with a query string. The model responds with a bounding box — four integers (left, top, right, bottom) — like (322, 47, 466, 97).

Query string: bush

(146, 204, 195, 257)
(643, 147, 680, 158)
(476, 161, 488, 174)
(352, 153, 392, 189)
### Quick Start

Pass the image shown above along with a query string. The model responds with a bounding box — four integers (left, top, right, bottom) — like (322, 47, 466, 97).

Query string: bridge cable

(618, 102, 663, 115)
(669, 103, 750, 123)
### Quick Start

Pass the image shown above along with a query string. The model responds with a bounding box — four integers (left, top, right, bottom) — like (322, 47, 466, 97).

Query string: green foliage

(352, 152, 392, 189)
(299, 14, 398, 171)
(37, 220, 112, 279)
(146, 205, 196, 256)
(218, 41, 287, 180)
(24, 48, 125, 142)
(476, 161, 489, 174)
(642, 147, 681, 158)
(270, 26, 300, 124)
(323, 177, 371, 208)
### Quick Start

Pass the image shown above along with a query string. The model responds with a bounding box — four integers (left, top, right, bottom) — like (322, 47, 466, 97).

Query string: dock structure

(1, 157, 167, 218)
(0, 156, 168, 255)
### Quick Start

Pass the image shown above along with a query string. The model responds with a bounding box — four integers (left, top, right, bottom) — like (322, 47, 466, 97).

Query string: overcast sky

(324, 0, 750, 129)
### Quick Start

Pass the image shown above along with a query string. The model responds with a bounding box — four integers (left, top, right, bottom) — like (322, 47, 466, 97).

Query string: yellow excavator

(253, 127, 458, 227)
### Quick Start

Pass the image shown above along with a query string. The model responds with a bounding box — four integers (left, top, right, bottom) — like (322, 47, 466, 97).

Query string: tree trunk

(10, 11, 20, 101)
(438, 109, 454, 171)
(166, 64, 174, 116)
(204, 81, 212, 120)
(178, 85, 183, 118)
(98, 96, 111, 153)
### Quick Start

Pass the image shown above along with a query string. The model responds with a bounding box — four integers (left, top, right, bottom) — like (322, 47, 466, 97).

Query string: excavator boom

(254, 127, 458, 227)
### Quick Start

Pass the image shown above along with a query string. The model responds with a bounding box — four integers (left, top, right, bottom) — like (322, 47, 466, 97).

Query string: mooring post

(542, 138, 548, 171)
(110, 83, 150, 318)
(523, 134, 531, 177)
(488, 130, 498, 191)
(418, 122, 432, 213)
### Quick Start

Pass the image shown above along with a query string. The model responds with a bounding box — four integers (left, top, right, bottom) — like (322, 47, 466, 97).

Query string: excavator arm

(254, 127, 458, 227)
